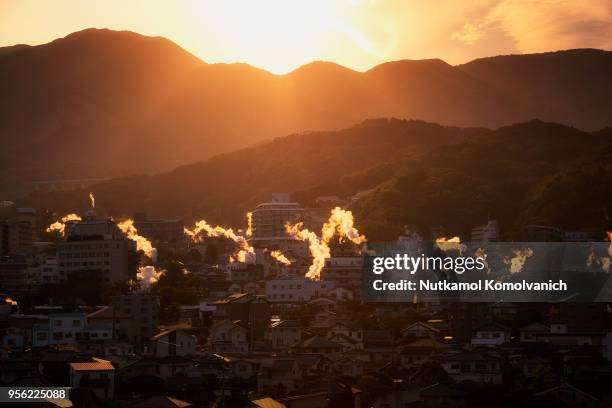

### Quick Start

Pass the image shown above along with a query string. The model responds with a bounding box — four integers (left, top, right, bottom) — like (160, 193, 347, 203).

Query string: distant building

(267, 320, 302, 349)
(110, 294, 160, 346)
(441, 350, 502, 384)
(251, 194, 305, 241)
(227, 262, 264, 282)
(152, 327, 196, 357)
(133, 212, 184, 244)
(213, 293, 270, 343)
(523, 225, 564, 242)
(0, 207, 36, 256)
(58, 218, 138, 284)
(0, 256, 30, 292)
(32, 313, 113, 347)
(320, 256, 363, 297)
(70, 359, 115, 399)
(208, 319, 249, 354)
(265, 277, 333, 304)
(471, 220, 499, 242)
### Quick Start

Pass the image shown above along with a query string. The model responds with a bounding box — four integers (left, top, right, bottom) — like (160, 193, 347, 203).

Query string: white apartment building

(251, 194, 305, 240)
(32, 313, 113, 347)
(58, 219, 137, 284)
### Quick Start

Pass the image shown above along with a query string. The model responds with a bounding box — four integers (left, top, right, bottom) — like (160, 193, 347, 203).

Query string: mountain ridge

(22, 119, 612, 240)
(2, 28, 612, 198)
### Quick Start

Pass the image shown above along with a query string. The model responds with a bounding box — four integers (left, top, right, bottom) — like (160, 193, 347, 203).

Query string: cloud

(451, 0, 612, 52)
(451, 22, 487, 45)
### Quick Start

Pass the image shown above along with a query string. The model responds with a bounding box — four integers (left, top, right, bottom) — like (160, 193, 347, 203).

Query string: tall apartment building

(57, 219, 138, 284)
(251, 194, 305, 241)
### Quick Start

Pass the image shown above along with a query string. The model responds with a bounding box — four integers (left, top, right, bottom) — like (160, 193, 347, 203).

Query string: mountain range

(2, 28, 612, 198)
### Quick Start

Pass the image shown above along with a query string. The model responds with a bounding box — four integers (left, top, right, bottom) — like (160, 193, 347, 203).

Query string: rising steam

(504, 248, 534, 274)
(270, 250, 291, 265)
(587, 231, 612, 272)
(185, 219, 256, 263)
(47, 213, 82, 235)
(285, 222, 330, 279)
(321, 207, 366, 245)
(137, 266, 162, 289)
(117, 219, 157, 261)
(285, 206, 366, 279)
(245, 212, 253, 237)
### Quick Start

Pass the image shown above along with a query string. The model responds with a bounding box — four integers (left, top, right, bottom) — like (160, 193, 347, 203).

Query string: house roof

(131, 396, 193, 408)
(87, 306, 130, 319)
(401, 339, 450, 354)
(151, 327, 193, 341)
(401, 321, 440, 334)
(300, 336, 342, 349)
(212, 293, 249, 305)
(70, 361, 114, 372)
(420, 383, 466, 398)
(331, 321, 362, 331)
(251, 397, 287, 408)
(271, 320, 301, 329)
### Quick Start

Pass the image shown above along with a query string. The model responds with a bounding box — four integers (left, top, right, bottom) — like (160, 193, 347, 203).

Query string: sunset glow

(1, 0, 611, 73)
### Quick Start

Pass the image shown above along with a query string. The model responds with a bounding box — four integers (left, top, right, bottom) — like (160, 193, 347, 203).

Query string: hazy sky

(1, 0, 611, 73)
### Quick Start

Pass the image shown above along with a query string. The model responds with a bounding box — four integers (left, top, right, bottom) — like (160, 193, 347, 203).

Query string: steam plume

(246, 212, 253, 237)
(89, 193, 95, 209)
(504, 248, 534, 274)
(435, 236, 466, 254)
(137, 266, 162, 289)
(270, 250, 291, 265)
(47, 213, 82, 235)
(321, 207, 366, 245)
(185, 219, 255, 263)
(587, 232, 612, 272)
(117, 219, 157, 261)
(285, 222, 330, 279)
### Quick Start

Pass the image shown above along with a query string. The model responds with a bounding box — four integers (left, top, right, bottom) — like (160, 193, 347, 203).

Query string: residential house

(470, 322, 510, 346)
(152, 328, 196, 357)
(268, 320, 302, 349)
(208, 320, 249, 354)
(399, 339, 451, 369)
(296, 336, 342, 356)
(69, 359, 115, 399)
(401, 322, 440, 340)
(441, 350, 503, 384)
(258, 358, 302, 395)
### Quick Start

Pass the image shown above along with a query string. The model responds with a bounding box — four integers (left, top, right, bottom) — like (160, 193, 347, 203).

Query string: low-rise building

(208, 320, 249, 354)
(441, 351, 502, 384)
(267, 320, 302, 349)
(32, 313, 112, 347)
(266, 277, 333, 304)
(69, 359, 115, 399)
(152, 328, 196, 357)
